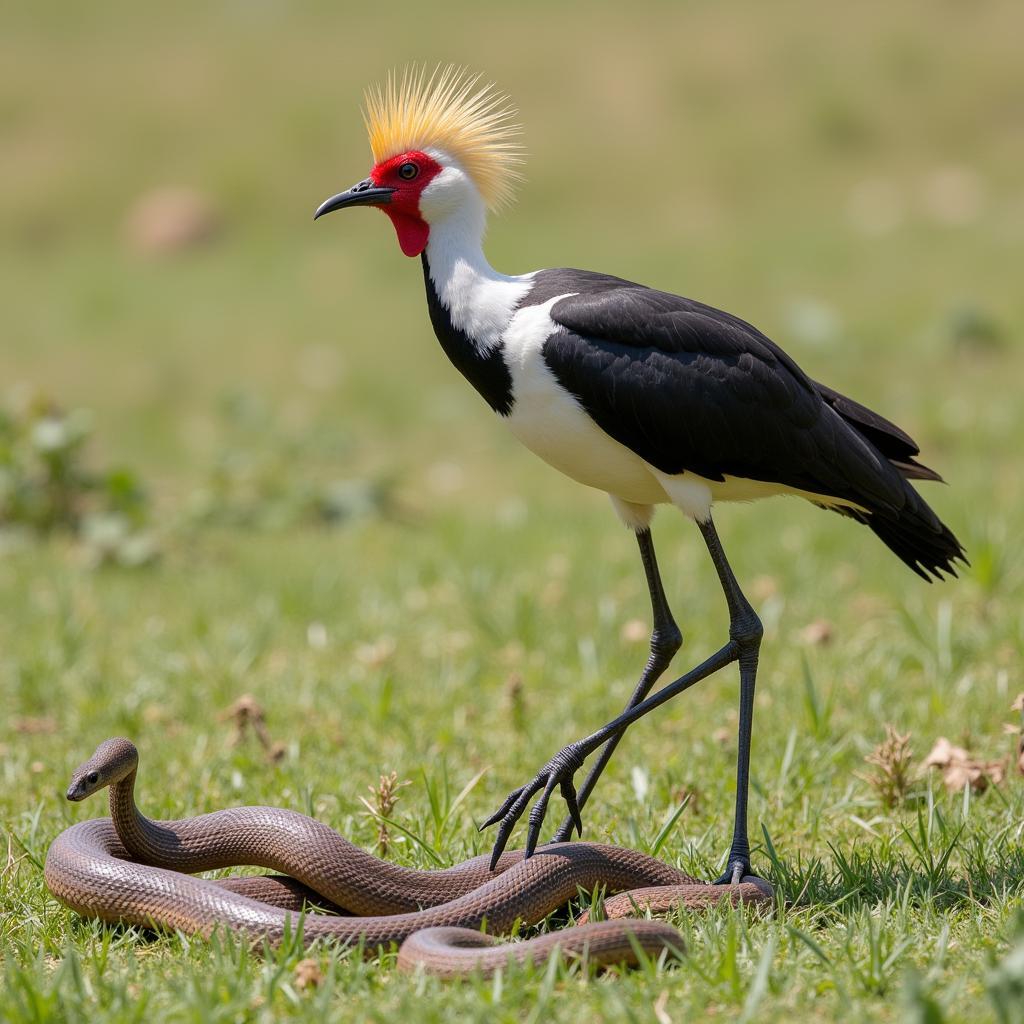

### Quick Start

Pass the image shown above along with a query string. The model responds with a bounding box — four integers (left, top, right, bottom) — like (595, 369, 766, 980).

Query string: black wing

(530, 269, 910, 513)
(522, 269, 964, 579)
(811, 379, 942, 482)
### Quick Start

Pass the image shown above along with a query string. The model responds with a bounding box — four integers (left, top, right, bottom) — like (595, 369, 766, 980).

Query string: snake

(44, 738, 772, 976)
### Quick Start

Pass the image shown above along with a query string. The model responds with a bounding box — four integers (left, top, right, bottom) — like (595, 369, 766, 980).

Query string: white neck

(424, 195, 533, 353)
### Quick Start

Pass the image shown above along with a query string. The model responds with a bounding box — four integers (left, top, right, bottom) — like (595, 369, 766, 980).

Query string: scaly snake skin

(45, 739, 772, 976)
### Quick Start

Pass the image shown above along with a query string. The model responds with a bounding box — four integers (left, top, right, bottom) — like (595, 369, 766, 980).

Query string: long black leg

(551, 527, 681, 842)
(696, 517, 763, 884)
(482, 514, 764, 883)
(482, 640, 739, 868)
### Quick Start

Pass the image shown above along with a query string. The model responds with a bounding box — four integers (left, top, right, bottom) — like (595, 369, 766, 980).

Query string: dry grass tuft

(360, 770, 411, 856)
(221, 694, 286, 763)
(860, 726, 916, 808)
(505, 672, 526, 733)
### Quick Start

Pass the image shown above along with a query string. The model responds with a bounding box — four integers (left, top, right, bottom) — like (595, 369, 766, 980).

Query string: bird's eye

(86, 771, 99, 785)
(398, 162, 419, 181)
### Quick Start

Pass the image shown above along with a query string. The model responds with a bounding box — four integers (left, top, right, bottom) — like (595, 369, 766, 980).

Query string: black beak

(313, 179, 395, 220)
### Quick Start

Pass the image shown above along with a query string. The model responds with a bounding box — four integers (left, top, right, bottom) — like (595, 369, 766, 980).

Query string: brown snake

(45, 739, 772, 976)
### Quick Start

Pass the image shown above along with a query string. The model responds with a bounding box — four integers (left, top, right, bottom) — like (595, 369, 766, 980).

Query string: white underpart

(608, 496, 657, 532)
(502, 297, 674, 509)
(420, 155, 851, 529)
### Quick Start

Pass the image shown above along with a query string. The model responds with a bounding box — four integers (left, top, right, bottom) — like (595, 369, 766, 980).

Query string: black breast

(420, 254, 514, 416)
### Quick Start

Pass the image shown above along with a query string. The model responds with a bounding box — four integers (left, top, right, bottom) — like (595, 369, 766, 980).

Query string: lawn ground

(2, 2, 1024, 1020)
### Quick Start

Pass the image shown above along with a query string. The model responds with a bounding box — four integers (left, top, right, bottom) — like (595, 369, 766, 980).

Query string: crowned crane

(314, 67, 966, 885)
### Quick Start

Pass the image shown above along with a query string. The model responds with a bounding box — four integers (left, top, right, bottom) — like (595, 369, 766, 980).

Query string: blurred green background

(2, 1, 1023, 1020)
(3, 0, 1021, 489)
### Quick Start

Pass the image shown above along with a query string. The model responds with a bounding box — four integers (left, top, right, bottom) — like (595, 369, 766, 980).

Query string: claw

(479, 786, 523, 831)
(487, 818, 513, 871)
(483, 742, 591, 869)
(561, 778, 583, 838)
(487, 785, 538, 870)
(525, 776, 559, 857)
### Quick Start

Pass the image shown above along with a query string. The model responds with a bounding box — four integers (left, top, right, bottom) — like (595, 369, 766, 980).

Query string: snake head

(66, 738, 139, 801)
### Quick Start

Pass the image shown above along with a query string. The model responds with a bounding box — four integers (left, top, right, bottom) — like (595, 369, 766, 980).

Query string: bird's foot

(713, 848, 764, 888)
(480, 740, 589, 870)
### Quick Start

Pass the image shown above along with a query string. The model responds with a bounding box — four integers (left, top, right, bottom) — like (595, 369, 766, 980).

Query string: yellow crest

(364, 66, 524, 210)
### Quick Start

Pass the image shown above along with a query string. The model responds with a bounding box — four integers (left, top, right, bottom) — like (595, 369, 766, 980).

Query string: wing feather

(532, 272, 909, 512)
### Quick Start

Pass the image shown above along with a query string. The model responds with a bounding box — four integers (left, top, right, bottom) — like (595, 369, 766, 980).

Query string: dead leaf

(13, 716, 58, 735)
(712, 727, 731, 746)
(294, 958, 323, 990)
(923, 736, 961, 769)
(923, 736, 1006, 793)
(799, 619, 834, 646)
(123, 186, 220, 256)
(620, 619, 648, 644)
(750, 575, 778, 601)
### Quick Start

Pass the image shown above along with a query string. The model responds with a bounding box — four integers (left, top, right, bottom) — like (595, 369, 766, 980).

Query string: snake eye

(86, 771, 99, 785)
(398, 161, 419, 181)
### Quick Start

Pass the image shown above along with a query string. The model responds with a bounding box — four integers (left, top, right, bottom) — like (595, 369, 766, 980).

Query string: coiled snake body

(45, 739, 771, 976)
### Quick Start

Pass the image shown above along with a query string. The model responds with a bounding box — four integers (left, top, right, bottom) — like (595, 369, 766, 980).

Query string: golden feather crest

(364, 66, 524, 210)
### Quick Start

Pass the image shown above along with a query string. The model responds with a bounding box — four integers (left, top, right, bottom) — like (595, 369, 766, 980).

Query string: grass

(2, 0, 1024, 1020)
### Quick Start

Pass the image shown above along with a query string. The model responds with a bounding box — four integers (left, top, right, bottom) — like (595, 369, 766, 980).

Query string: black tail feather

(891, 459, 945, 484)
(817, 386, 966, 581)
(835, 496, 967, 582)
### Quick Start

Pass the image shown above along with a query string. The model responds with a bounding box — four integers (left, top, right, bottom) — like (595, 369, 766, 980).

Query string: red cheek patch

(370, 151, 442, 258)
(383, 208, 430, 257)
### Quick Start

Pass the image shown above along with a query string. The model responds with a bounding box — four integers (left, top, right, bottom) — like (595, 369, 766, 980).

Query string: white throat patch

(422, 160, 535, 355)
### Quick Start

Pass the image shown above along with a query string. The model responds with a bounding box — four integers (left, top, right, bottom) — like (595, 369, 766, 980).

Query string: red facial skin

(369, 151, 442, 257)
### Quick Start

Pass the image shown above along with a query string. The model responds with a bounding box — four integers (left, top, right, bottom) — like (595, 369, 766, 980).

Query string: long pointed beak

(313, 179, 395, 220)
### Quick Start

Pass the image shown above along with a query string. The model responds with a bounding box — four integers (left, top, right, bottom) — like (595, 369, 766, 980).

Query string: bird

(314, 66, 966, 885)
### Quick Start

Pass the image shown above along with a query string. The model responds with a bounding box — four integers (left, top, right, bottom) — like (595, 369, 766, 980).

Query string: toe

(480, 786, 525, 831)
(560, 778, 583, 838)
(525, 776, 559, 857)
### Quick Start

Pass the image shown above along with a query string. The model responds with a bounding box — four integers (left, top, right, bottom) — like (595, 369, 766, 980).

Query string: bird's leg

(551, 527, 681, 842)
(482, 637, 740, 869)
(482, 514, 766, 883)
(696, 517, 764, 886)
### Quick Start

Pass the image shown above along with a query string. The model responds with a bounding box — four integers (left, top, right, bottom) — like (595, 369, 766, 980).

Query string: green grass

(2, 1, 1024, 1020)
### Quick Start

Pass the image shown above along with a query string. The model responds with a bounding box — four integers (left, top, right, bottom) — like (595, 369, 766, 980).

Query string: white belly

(502, 297, 668, 506)
(506, 387, 670, 505)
